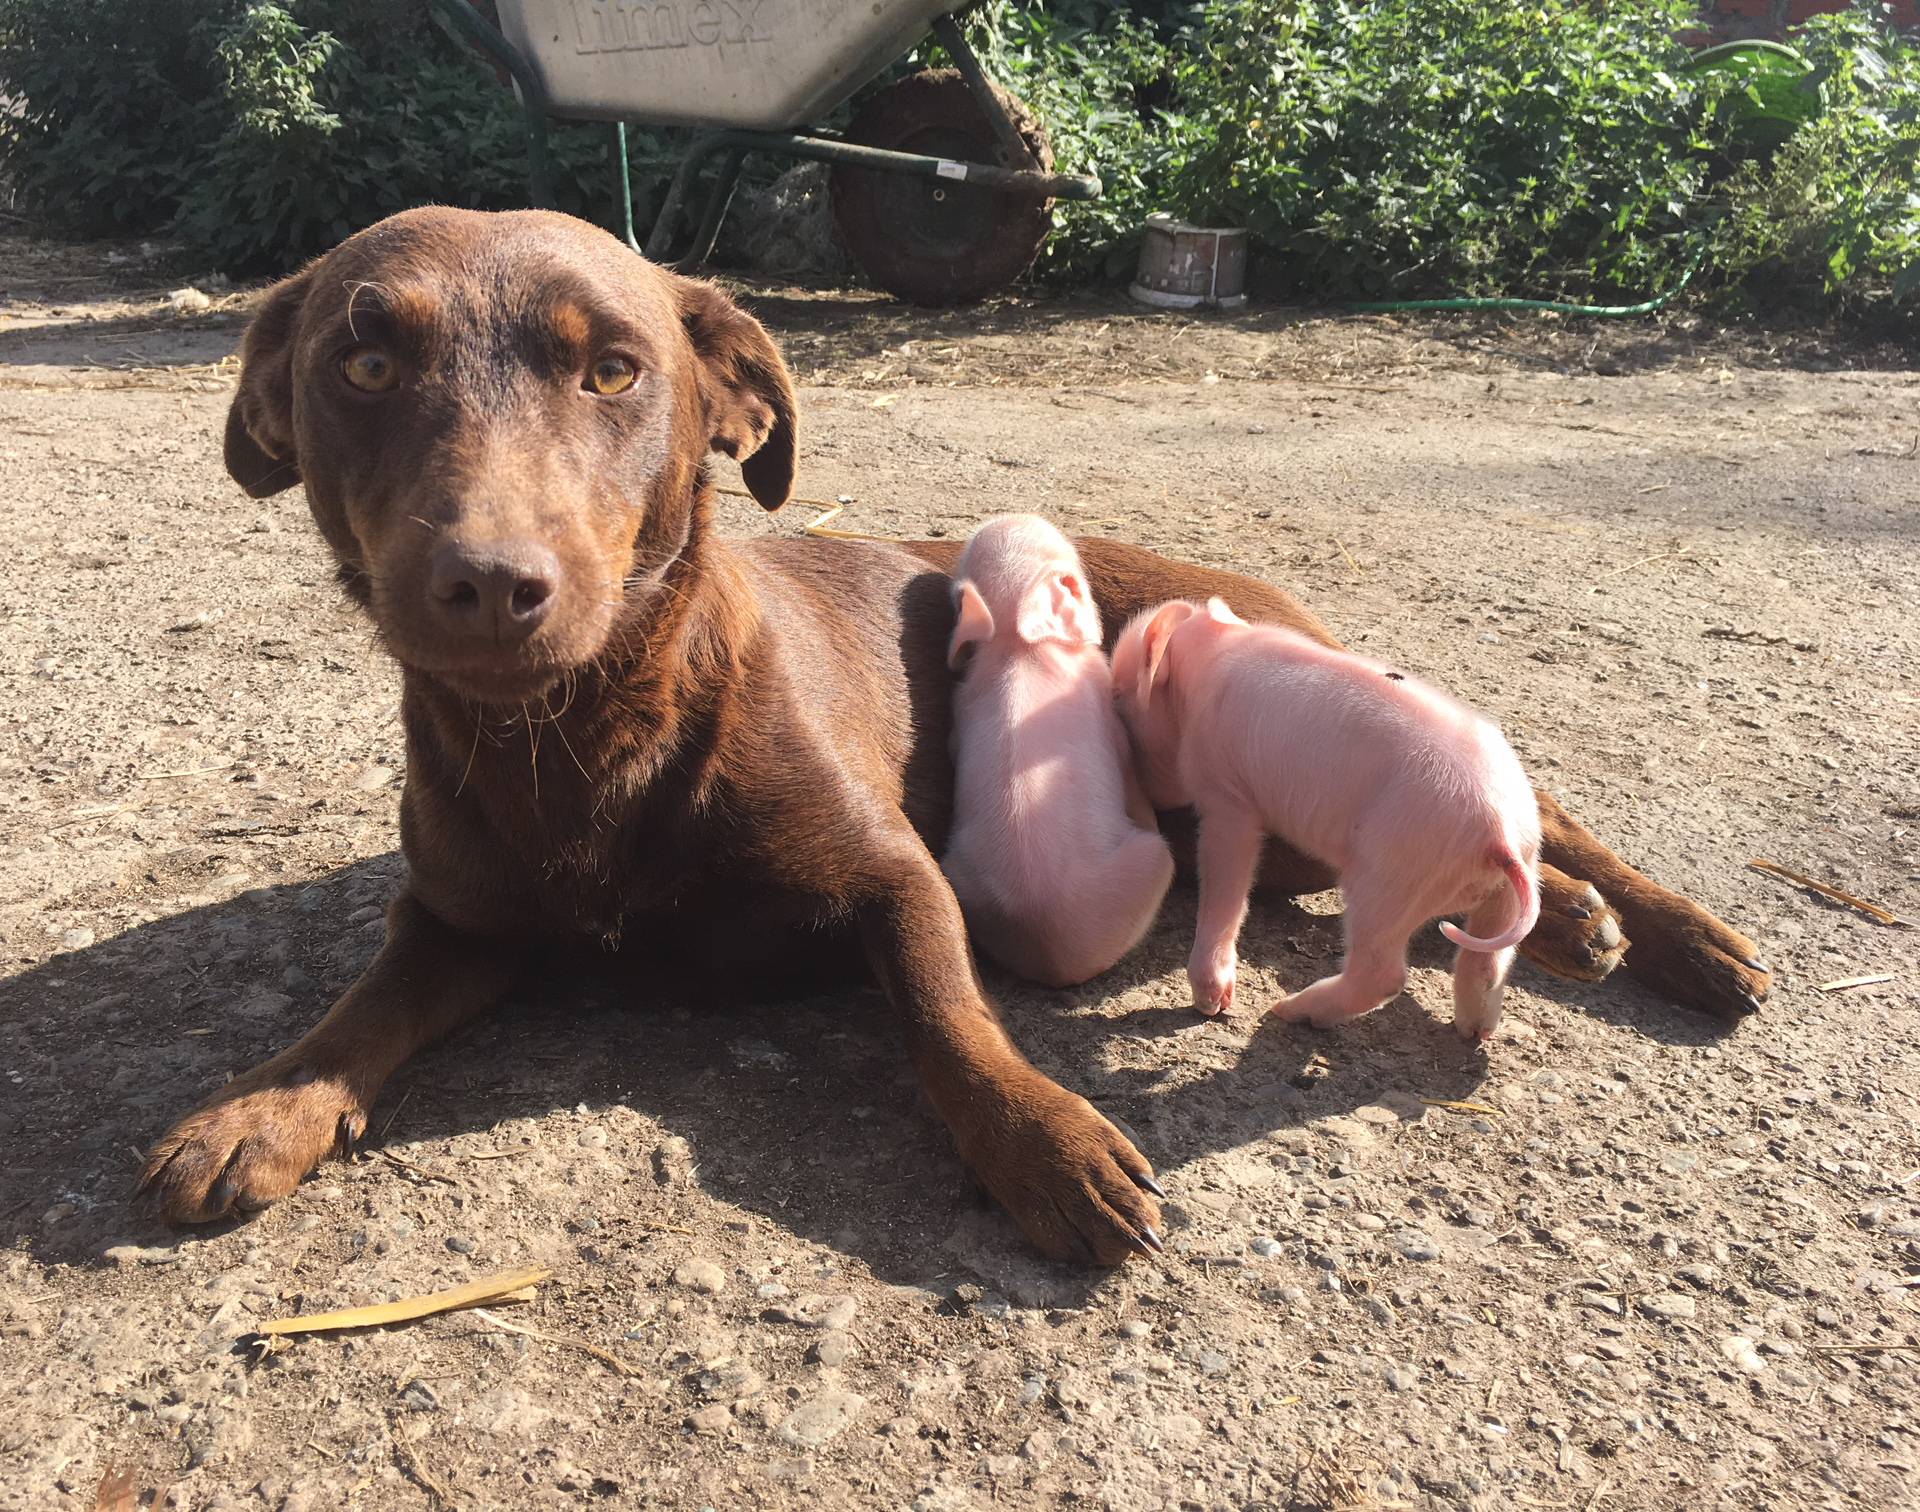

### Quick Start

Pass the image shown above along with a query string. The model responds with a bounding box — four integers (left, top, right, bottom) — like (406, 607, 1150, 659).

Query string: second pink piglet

(1110, 597, 1540, 1041)
(941, 516, 1175, 987)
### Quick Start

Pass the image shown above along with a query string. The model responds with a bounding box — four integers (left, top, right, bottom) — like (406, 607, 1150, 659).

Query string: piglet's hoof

(1188, 961, 1235, 1016)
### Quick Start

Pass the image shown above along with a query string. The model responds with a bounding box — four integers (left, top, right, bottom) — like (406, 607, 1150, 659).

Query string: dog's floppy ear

(223, 268, 313, 498)
(947, 580, 996, 671)
(675, 277, 797, 511)
(1137, 600, 1196, 705)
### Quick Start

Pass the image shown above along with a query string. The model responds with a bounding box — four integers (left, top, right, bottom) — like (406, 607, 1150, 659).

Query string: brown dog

(139, 208, 1770, 1264)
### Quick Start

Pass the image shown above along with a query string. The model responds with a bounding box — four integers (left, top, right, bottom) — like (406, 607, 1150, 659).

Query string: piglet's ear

(947, 580, 996, 671)
(1014, 569, 1101, 647)
(1137, 600, 1195, 705)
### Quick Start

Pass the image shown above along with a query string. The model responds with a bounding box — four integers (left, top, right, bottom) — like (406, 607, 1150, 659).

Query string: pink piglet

(1110, 597, 1540, 1041)
(942, 516, 1175, 987)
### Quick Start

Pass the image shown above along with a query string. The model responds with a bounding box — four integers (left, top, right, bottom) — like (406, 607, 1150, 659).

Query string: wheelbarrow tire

(831, 68, 1055, 307)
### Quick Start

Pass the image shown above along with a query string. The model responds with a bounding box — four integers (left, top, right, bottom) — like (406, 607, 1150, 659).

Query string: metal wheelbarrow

(432, 0, 1102, 304)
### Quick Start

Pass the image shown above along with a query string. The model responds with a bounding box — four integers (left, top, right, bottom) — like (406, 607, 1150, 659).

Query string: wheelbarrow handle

(428, 0, 556, 206)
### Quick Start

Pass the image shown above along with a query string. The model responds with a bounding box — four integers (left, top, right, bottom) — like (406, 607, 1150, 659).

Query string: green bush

(1161, 0, 1736, 301)
(0, 0, 664, 270)
(961, 2, 1186, 282)
(1713, 9, 1920, 313)
(2, 0, 1914, 316)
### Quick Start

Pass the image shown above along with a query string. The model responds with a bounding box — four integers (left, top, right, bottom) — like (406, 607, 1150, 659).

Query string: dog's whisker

(521, 701, 543, 803)
(455, 705, 484, 799)
(549, 705, 592, 786)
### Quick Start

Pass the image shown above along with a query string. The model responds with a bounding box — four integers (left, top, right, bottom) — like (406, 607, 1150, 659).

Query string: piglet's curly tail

(1438, 851, 1539, 953)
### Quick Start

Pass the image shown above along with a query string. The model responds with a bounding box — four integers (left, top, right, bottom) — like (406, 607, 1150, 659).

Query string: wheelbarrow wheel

(831, 68, 1055, 307)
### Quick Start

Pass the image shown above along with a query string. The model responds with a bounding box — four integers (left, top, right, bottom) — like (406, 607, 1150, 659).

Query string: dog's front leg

(856, 844, 1164, 1266)
(140, 893, 518, 1223)
(1532, 789, 1769, 1021)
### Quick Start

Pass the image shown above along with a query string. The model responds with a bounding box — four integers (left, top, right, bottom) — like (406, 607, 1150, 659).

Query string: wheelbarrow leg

(644, 136, 719, 263)
(609, 123, 642, 253)
(931, 11, 1038, 171)
(674, 148, 746, 273)
(642, 134, 745, 270)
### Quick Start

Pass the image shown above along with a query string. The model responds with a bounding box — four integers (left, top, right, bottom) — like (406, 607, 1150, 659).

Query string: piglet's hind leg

(1451, 893, 1519, 1042)
(1271, 877, 1418, 1029)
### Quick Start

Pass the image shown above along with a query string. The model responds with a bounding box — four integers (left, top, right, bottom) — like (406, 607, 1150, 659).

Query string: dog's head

(223, 207, 795, 705)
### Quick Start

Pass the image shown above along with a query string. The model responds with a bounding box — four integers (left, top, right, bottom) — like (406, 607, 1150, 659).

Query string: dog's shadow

(1, 857, 1731, 1302)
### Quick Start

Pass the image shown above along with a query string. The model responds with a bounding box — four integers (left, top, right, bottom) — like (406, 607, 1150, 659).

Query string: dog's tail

(1439, 848, 1539, 953)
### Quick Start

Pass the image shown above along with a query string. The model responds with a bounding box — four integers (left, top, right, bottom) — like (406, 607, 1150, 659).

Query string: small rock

(472, 1386, 549, 1437)
(811, 1332, 854, 1368)
(1118, 1319, 1151, 1340)
(400, 1382, 440, 1412)
(1638, 1292, 1697, 1324)
(778, 1390, 865, 1448)
(445, 1235, 478, 1255)
(1386, 1366, 1418, 1392)
(772, 1292, 856, 1329)
(1391, 1228, 1440, 1262)
(688, 1404, 732, 1434)
(282, 965, 320, 995)
(674, 1259, 727, 1294)
(1250, 1236, 1282, 1257)
(696, 1363, 765, 1401)
(1352, 1215, 1386, 1233)
(577, 1127, 608, 1149)
(59, 927, 95, 952)
(169, 286, 214, 314)
(1856, 1201, 1893, 1230)
(1720, 1336, 1766, 1374)
(102, 1244, 180, 1267)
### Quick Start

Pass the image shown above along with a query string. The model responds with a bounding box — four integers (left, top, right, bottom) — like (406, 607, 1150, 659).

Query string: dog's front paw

(1522, 873, 1629, 982)
(139, 1066, 367, 1223)
(1622, 909, 1771, 1023)
(959, 1074, 1163, 1267)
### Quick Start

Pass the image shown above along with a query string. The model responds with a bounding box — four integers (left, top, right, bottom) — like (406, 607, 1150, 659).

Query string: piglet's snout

(426, 538, 560, 646)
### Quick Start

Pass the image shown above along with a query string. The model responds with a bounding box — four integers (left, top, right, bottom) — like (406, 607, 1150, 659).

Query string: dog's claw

(1135, 1225, 1164, 1255)
(1132, 1171, 1167, 1199)
(1746, 957, 1769, 973)
(1567, 904, 1591, 920)
(1740, 991, 1765, 1015)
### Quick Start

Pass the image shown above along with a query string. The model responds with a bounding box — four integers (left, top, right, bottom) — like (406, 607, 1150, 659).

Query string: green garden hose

(1349, 239, 1709, 318)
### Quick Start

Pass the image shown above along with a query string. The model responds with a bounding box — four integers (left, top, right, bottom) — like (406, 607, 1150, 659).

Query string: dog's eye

(341, 346, 398, 394)
(587, 356, 638, 396)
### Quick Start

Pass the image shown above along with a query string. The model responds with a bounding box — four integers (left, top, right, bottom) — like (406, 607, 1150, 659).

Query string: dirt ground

(2, 234, 1918, 1512)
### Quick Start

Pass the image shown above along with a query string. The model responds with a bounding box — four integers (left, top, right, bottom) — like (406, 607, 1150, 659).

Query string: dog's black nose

(428, 540, 559, 641)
